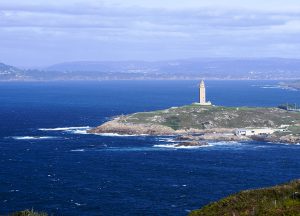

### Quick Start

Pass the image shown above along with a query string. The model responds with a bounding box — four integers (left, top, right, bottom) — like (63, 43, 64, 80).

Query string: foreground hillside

(189, 180, 300, 216)
(9, 209, 47, 216)
(89, 104, 300, 144)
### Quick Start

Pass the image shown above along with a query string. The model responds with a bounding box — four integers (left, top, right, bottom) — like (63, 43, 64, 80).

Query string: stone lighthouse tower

(198, 80, 212, 105)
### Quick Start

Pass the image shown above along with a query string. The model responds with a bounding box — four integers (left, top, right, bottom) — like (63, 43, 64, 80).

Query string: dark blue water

(1, 80, 300, 216)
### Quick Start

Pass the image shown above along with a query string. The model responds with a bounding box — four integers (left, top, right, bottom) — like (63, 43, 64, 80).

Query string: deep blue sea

(1, 80, 300, 216)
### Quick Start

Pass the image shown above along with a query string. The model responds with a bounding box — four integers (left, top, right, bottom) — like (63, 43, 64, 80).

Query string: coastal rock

(199, 133, 251, 141)
(175, 141, 208, 147)
(252, 134, 300, 144)
(88, 119, 176, 135)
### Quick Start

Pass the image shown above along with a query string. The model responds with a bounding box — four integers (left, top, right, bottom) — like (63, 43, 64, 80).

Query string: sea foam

(38, 126, 91, 134)
(153, 144, 211, 149)
(39, 126, 91, 131)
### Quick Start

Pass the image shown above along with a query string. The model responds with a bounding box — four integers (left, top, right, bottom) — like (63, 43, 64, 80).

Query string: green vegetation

(8, 209, 47, 216)
(121, 104, 300, 131)
(189, 180, 300, 216)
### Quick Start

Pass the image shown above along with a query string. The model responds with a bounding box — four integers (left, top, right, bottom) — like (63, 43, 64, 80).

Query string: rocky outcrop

(252, 134, 300, 144)
(175, 141, 208, 147)
(199, 133, 251, 142)
(88, 118, 176, 135)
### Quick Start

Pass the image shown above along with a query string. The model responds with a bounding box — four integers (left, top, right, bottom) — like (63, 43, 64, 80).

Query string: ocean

(1, 80, 300, 215)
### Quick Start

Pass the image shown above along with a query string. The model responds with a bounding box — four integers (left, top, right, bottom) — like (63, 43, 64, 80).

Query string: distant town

(2, 57, 300, 81)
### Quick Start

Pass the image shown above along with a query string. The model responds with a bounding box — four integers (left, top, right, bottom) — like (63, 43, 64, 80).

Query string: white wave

(39, 126, 91, 131)
(12, 136, 59, 140)
(74, 202, 86, 206)
(72, 130, 88, 134)
(209, 141, 240, 146)
(157, 138, 177, 143)
(259, 85, 297, 91)
(153, 144, 211, 149)
(70, 149, 85, 152)
(260, 86, 281, 89)
(154, 141, 242, 149)
(38, 126, 92, 135)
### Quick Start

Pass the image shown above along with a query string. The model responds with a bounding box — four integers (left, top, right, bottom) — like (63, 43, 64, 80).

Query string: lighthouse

(198, 80, 212, 105)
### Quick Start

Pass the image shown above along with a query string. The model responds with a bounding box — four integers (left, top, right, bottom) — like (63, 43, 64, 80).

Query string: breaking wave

(12, 136, 60, 140)
(38, 126, 91, 134)
(153, 144, 210, 149)
(95, 133, 147, 137)
(153, 141, 242, 149)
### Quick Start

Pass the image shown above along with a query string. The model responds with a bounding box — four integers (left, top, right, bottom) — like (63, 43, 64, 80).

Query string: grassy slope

(8, 209, 47, 216)
(189, 180, 300, 216)
(120, 104, 300, 131)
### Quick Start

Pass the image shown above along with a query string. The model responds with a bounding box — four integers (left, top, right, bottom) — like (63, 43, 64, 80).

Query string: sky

(1, 0, 300, 67)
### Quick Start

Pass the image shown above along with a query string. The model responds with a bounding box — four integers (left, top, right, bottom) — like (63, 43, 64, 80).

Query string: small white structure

(196, 80, 212, 106)
(235, 128, 275, 136)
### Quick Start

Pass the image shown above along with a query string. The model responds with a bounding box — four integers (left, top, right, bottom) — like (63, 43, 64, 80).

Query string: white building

(235, 128, 275, 136)
(197, 80, 212, 106)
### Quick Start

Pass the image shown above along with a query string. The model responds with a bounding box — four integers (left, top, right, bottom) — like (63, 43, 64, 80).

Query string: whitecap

(74, 202, 86, 206)
(70, 149, 85, 152)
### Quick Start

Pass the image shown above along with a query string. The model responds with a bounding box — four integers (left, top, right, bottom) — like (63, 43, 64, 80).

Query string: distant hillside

(45, 58, 300, 80)
(2, 58, 300, 80)
(0, 63, 26, 80)
(189, 179, 300, 216)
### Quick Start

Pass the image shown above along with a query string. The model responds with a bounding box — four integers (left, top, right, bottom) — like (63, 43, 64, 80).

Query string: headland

(88, 104, 300, 146)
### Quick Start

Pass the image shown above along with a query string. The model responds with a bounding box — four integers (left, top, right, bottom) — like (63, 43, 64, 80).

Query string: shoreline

(87, 119, 300, 146)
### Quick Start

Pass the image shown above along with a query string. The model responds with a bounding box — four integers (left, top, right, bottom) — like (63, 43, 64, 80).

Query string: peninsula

(88, 81, 300, 145)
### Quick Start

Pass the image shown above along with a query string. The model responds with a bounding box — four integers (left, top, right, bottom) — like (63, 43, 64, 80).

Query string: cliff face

(88, 105, 300, 139)
(189, 180, 300, 216)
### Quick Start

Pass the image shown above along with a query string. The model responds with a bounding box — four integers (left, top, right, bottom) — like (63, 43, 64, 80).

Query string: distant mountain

(2, 58, 300, 81)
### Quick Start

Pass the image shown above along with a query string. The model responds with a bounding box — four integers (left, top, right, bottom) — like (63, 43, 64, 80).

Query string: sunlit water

(1, 80, 300, 215)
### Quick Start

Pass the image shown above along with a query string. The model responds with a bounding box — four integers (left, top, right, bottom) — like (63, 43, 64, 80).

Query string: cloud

(1, 0, 300, 66)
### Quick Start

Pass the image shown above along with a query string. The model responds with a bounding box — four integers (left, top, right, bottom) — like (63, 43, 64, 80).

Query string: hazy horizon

(1, 0, 300, 67)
